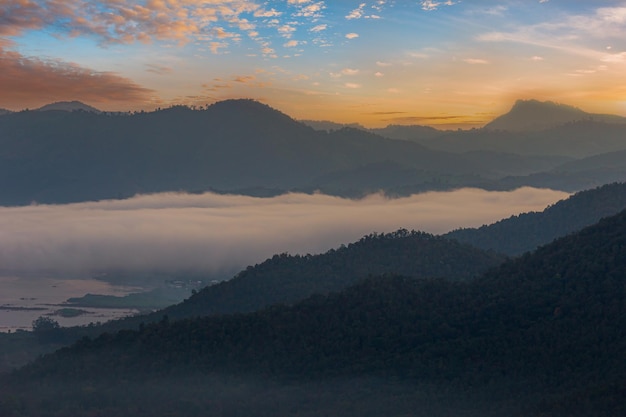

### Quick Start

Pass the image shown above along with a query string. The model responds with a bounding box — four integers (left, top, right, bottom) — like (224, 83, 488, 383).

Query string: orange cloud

(0, 0, 266, 45)
(0, 45, 154, 110)
(234, 75, 256, 83)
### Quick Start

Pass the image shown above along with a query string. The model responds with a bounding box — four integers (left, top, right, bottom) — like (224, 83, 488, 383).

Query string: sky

(1, 0, 626, 127)
(0, 187, 568, 277)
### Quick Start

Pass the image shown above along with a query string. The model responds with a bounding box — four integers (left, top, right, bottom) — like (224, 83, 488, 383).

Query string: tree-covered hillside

(64, 230, 504, 338)
(445, 182, 626, 255)
(4, 209, 626, 416)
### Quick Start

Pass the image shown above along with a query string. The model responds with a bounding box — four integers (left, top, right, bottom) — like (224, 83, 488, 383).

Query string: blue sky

(1, 0, 626, 127)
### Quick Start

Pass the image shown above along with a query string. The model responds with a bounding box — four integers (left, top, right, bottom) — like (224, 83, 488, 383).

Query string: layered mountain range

(1, 99, 625, 416)
(0, 99, 625, 204)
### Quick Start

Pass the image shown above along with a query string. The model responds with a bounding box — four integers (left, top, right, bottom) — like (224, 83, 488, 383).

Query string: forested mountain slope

(5, 209, 626, 416)
(0, 229, 504, 371)
(445, 182, 626, 255)
(66, 230, 504, 338)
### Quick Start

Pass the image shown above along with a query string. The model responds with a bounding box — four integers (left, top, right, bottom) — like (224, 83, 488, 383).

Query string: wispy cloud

(145, 64, 173, 75)
(421, 1, 458, 12)
(293, 1, 325, 19)
(310, 24, 327, 32)
(366, 111, 407, 115)
(477, 6, 626, 61)
(0, 0, 327, 57)
(463, 58, 489, 65)
(341, 68, 360, 75)
(382, 115, 466, 123)
(346, 3, 367, 20)
(284, 39, 300, 48)
(233, 75, 256, 83)
(0, 189, 568, 276)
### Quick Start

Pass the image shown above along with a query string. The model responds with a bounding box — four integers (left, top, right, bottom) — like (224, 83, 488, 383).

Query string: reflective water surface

(0, 275, 140, 332)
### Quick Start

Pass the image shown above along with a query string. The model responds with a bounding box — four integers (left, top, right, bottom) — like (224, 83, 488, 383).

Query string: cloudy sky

(1, 0, 625, 127)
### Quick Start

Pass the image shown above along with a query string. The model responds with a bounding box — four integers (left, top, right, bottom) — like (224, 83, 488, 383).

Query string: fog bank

(0, 188, 569, 277)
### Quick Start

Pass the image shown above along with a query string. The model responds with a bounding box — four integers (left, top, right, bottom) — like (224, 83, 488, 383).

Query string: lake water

(0, 275, 141, 332)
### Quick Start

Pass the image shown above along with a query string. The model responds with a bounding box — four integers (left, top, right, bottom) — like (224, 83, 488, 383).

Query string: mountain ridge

(0, 99, 532, 205)
(0, 98, 624, 205)
(445, 182, 626, 255)
(36, 100, 102, 113)
(485, 99, 626, 131)
(57, 229, 505, 338)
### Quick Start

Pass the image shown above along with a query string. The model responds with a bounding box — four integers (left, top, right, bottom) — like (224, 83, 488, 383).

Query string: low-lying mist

(0, 188, 568, 278)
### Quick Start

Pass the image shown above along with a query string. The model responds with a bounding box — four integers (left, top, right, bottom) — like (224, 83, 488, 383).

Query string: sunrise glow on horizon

(1, 0, 626, 128)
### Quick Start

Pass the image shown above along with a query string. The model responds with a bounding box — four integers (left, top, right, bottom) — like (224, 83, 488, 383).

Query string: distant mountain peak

(206, 98, 300, 125)
(36, 101, 101, 113)
(208, 98, 276, 112)
(485, 99, 625, 132)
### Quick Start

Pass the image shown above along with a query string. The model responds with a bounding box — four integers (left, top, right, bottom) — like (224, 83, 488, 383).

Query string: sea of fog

(0, 187, 570, 331)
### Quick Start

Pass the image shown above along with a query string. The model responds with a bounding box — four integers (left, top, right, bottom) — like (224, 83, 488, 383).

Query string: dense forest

(2, 209, 625, 416)
(55, 230, 504, 339)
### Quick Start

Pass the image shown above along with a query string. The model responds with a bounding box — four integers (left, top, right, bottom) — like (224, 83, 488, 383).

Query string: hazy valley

(0, 99, 626, 416)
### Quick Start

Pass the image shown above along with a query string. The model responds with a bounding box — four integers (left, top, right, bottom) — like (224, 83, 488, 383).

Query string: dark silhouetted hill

(445, 182, 626, 255)
(1, 99, 626, 204)
(61, 230, 503, 338)
(151, 230, 504, 319)
(36, 101, 101, 113)
(0, 100, 516, 205)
